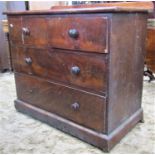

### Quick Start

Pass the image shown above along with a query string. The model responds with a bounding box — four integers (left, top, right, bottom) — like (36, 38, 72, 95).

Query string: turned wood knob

(9, 24, 14, 28)
(71, 66, 80, 75)
(71, 102, 80, 110)
(25, 57, 32, 65)
(22, 27, 30, 35)
(68, 29, 79, 39)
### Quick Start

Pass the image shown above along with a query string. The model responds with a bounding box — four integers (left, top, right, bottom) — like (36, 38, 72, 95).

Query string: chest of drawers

(5, 2, 153, 152)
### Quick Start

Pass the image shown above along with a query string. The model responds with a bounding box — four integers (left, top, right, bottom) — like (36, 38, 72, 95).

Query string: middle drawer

(12, 46, 108, 94)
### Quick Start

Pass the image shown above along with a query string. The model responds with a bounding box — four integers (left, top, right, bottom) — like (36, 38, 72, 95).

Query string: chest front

(8, 11, 147, 152)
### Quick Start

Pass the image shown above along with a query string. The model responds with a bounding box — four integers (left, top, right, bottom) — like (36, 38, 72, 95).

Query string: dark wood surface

(48, 15, 108, 53)
(22, 17, 48, 47)
(4, 2, 153, 15)
(11, 46, 108, 94)
(143, 2, 155, 81)
(15, 99, 143, 152)
(15, 73, 106, 132)
(146, 28, 155, 73)
(8, 16, 22, 44)
(9, 14, 109, 53)
(107, 13, 147, 133)
(6, 2, 151, 152)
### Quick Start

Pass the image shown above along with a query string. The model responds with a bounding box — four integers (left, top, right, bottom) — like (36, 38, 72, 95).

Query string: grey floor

(0, 72, 154, 154)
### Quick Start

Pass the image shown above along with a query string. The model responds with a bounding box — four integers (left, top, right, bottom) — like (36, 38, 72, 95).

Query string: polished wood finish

(15, 99, 143, 152)
(108, 13, 147, 133)
(144, 3, 155, 81)
(12, 46, 108, 94)
(146, 26, 155, 73)
(22, 17, 48, 47)
(15, 73, 106, 132)
(8, 16, 22, 44)
(48, 16, 108, 53)
(4, 2, 153, 15)
(5, 2, 152, 152)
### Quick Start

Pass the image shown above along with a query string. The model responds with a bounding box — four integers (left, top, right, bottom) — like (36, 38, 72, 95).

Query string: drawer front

(22, 17, 48, 46)
(8, 16, 22, 44)
(8, 17, 48, 47)
(48, 16, 108, 53)
(15, 73, 106, 132)
(12, 46, 108, 94)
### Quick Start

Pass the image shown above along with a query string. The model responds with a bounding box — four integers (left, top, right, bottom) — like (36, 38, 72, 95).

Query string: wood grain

(146, 28, 155, 72)
(107, 13, 147, 133)
(6, 2, 150, 151)
(4, 2, 153, 15)
(48, 15, 108, 53)
(11, 46, 108, 94)
(15, 73, 106, 132)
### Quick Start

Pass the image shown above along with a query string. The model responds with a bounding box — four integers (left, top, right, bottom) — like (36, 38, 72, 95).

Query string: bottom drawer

(15, 73, 106, 132)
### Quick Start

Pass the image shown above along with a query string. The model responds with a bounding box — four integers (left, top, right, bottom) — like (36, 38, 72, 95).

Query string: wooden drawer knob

(25, 57, 32, 65)
(71, 66, 80, 75)
(22, 27, 30, 35)
(68, 29, 79, 39)
(9, 24, 14, 28)
(71, 102, 80, 110)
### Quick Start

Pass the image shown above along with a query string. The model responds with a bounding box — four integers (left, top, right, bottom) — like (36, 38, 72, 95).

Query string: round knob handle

(68, 29, 79, 39)
(9, 24, 14, 28)
(25, 57, 32, 65)
(71, 102, 80, 110)
(71, 66, 80, 75)
(22, 27, 30, 35)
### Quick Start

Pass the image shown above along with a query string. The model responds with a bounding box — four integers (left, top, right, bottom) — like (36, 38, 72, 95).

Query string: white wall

(29, 1, 68, 10)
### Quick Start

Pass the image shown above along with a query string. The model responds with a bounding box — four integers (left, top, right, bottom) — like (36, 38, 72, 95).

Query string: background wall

(29, 1, 67, 10)
(0, 2, 10, 71)
(6, 1, 26, 11)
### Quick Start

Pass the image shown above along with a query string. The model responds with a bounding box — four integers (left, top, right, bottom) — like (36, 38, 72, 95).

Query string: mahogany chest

(5, 2, 153, 152)
(146, 2, 155, 73)
(146, 23, 155, 73)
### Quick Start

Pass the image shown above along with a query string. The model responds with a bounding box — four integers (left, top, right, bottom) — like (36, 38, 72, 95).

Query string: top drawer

(8, 16, 22, 44)
(8, 16, 48, 47)
(8, 15, 109, 53)
(48, 16, 108, 53)
(22, 17, 48, 46)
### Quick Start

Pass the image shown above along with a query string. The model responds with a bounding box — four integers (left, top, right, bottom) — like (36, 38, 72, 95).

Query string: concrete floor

(0, 72, 154, 153)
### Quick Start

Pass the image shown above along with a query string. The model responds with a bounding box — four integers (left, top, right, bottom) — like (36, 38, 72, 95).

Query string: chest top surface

(4, 2, 153, 15)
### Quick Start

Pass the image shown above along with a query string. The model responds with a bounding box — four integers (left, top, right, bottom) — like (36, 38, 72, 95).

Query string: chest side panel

(108, 13, 147, 133)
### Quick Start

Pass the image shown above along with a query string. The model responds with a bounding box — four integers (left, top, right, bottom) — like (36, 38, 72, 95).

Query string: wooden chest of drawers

(5, 2, 153, 152)
(146, 27, 155, 73)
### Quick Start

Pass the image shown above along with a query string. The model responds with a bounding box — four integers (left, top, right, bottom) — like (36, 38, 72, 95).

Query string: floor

(0, 72, 154, 154)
